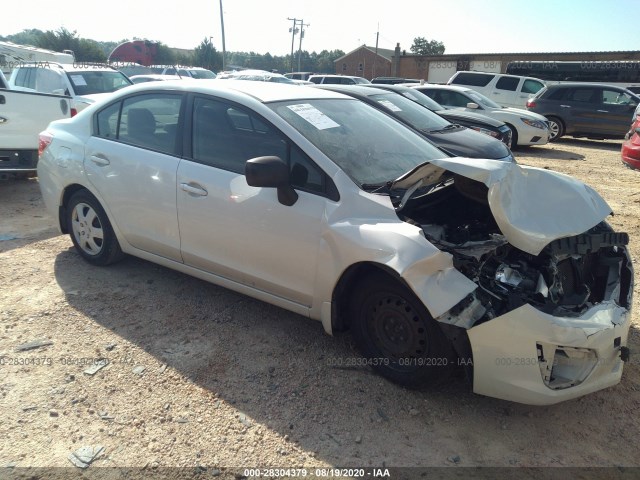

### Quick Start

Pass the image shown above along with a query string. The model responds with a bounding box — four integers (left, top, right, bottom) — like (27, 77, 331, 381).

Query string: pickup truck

(1, 71, 71, 178)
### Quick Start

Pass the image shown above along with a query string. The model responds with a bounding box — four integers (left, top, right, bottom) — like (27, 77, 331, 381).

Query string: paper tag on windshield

(287, 104, 339, 130)
(70, 75, 87, 86)
(377, 100, 402, 112)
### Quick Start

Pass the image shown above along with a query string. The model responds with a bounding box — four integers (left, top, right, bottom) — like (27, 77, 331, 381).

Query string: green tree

(193, 37, 222, 71)
(2, 29, 45, 46)
(410, 37, 445, 56)
(153, 43, 177, 65)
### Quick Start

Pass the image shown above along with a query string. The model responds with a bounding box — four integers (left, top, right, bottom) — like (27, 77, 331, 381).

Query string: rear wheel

(349, 273, 455, 388)
(547, 116, 564, 141)
(67, 190, 124, 266)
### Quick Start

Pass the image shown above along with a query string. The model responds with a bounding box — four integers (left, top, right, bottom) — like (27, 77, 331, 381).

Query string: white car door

(176, 96, 329, 307)
(84, 93, 184, 261)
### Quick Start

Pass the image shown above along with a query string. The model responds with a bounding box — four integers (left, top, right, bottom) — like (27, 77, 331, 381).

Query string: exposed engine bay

(396, 174, 632, 326)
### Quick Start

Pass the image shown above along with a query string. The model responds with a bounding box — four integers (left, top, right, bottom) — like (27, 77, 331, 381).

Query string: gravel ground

(1, 138, 639, 479)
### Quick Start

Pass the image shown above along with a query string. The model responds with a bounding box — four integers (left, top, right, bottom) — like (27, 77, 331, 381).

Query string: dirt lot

(1, 138, 639, 477)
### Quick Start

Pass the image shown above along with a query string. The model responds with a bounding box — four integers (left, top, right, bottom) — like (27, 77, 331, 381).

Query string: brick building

(333, 45, 395, 79)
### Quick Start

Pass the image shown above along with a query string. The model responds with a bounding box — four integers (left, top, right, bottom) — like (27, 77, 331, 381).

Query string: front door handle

(90, 155, 110, 166)
(180, 182, 208, 196)
(597, 110, 609, 113)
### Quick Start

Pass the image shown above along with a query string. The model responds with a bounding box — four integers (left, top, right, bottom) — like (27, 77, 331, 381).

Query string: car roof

(117, 79, 349, 103)
(14, 61, 119, 73)
(313, 84, 391, 98)
(310, 74, 363, 79)
(544, 82, 635, 89)
(410, 84, 470, 92)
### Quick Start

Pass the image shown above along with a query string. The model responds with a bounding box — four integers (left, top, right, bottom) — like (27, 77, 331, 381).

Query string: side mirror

(635, 127, 640, 135)
(245, 156, 298, 206)
(466, 102, 480, 109)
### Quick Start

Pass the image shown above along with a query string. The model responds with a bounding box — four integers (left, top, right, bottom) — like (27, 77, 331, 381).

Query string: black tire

(506, 124, 518, 150)
(349, 272, 455, 388)
(66, 190, 124, 266)
(546, 116, 564, 141)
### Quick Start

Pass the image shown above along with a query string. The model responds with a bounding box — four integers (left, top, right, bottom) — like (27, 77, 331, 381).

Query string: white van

(448, 71, 545, 109)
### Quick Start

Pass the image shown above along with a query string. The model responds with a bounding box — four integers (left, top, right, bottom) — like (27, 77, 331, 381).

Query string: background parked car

(526, 83, 640, 141)
(622, 117, 640, 169)
(365, 83, 513, 147)
(448, 71, 546, 109)
(218, 69, 296, 84)
(129, 74, 188, 84)
(284, 72, 314, 81)
(9, 62, 132, 113)
(308, 74, 370, 85)
(150, 66, 217, 79)
(410, 84, 550, 147)
(371, 77, 420, 84)
(315, 84, 513, 161)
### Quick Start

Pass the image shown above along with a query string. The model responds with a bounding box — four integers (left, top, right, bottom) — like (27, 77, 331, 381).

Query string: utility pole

(219, 0, 227, 71)
(297, 20, 309, 72)
(373, 25, 379, 78)
(287, 17, 300, 72)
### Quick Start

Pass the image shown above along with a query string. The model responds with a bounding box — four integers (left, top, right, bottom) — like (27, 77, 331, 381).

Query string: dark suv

(526, 83, 639, 141)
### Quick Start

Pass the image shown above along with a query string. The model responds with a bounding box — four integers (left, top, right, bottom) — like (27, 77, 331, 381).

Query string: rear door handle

(0, 95, 5, 104)
(560, 105, 571, 108)
(180, 182, 208, 196)
(90, 154, 110, 166)
(597, 110, 609, 113)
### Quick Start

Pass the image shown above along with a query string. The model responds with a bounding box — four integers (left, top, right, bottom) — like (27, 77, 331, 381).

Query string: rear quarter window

(450, 72, 494, 87)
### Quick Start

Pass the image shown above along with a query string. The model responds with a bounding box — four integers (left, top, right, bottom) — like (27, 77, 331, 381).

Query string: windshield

(370, 93, 450, 131)
(67, 70, 132, 95)
(353, 77, 370, 84)
(188, 69, 216, 79)
(270, 99, 446, 186)
(466, 90, 501, 109)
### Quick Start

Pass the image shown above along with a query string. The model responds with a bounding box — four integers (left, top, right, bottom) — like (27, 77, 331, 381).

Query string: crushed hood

(391, 157, 612, 255)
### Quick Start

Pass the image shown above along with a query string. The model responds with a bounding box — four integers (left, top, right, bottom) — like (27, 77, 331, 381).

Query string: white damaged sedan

(37, 80, 633, 405)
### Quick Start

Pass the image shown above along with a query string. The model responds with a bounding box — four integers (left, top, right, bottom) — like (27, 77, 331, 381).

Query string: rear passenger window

(450, 72, 494, 87)
(94, 94, 182, 155)
(495, 76, 519, 91)
(567, 88, 597, 103)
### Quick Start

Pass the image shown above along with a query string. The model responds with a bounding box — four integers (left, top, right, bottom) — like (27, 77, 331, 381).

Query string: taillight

(526, 100, 536, 108)
(71, 108, 78, 117)
(38, 132, 53, 156)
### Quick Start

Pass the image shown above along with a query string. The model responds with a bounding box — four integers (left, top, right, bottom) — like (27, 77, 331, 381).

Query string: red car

(622, 118, 640, 169)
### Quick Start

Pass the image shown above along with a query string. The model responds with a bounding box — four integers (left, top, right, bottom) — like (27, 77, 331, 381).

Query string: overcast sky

(5, 0, 640, 56)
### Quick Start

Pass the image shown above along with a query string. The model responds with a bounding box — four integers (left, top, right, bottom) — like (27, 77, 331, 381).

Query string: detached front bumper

(468, 302, 631, 405)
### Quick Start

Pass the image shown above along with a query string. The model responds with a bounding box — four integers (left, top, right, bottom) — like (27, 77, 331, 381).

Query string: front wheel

(506, 124, 519, 149)
(546, 116, 564, 141)
(349, 273, 455, 388)
(67, 190, 124, 266)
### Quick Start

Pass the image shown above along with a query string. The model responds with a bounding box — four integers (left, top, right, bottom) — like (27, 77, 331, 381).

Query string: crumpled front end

(468, 301, 631, 405)
(436, 222, 633, 405)
(395, 158, 634, 404)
